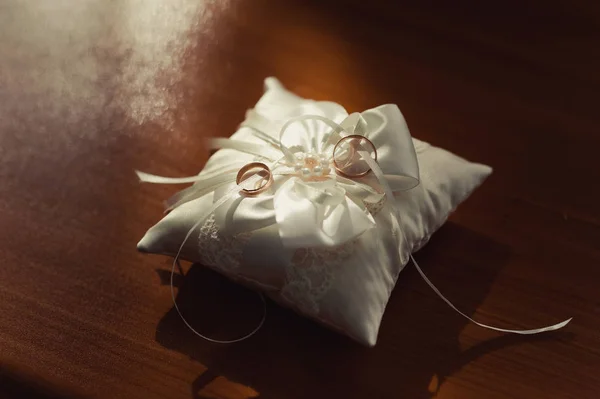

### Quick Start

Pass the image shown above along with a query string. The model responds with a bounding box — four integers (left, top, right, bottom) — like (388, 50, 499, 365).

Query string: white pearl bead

(301, 168, 311, 178)
(294, 163, 302, 171)
(313, 166, 323, 176)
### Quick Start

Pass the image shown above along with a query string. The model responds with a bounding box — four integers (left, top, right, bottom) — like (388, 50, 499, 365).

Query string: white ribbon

(209, 138, 281, 161)
(167, 170, 279, 343)
(357, 148, 572, 334)
(142, 159, 301, 343)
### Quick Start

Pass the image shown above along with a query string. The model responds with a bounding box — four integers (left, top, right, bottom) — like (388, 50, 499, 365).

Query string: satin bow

(207, 104, 419, 248)
(138, 100, 420, 249)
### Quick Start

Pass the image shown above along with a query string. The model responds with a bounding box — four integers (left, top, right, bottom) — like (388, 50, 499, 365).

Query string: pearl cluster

(294, 153, 331, 178)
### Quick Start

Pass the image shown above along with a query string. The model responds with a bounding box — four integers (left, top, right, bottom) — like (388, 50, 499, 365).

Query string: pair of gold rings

(236, 135, 377, 196)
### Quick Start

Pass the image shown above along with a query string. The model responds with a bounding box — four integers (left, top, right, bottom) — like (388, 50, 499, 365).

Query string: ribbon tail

(209, 138, 280, 161)
(136, 163, 249, 185)
(165, 180, 232, 212)
(252, 129, 284, 148)
(358, 149, 572, 335)
(410, 253, 572, 334)
(248, 129, 297, 165)
(170, 172, 267, 344)
(136, 171, 207, 184)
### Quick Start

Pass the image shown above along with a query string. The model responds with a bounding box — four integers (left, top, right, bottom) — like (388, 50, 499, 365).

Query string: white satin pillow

(138, 78, 492, 346)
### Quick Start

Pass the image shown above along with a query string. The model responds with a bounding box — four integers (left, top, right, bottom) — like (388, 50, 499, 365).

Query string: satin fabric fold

(274, 178, 376, 248)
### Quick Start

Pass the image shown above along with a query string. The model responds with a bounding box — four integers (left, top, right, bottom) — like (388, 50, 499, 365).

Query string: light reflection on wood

(197, 375, 259, 399)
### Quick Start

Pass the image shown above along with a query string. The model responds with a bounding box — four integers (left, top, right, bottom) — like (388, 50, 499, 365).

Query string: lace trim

(280, 240, 357, 316)
(197, 214, 252, 272)
(197, 212, 359, 318)
(364, 195, 386, 216)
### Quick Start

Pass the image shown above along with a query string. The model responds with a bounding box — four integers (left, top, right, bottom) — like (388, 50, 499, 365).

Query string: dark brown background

(1, 1, 599, 398)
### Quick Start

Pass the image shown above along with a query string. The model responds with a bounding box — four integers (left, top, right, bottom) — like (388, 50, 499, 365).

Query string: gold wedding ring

(332, 135, 378, 178)
(236, 162, 273, 196)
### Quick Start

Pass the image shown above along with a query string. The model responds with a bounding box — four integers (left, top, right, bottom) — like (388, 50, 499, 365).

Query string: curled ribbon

(355, 147, 572, 334)
(138, 106, 571, 342)
(156, 163, 290, 343)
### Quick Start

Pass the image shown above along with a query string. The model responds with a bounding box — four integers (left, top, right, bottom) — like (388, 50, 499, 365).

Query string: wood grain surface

(1, 1, 599, 398)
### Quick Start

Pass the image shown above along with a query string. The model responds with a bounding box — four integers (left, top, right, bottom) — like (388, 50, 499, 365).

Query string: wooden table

(1, 1, 599, 398)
